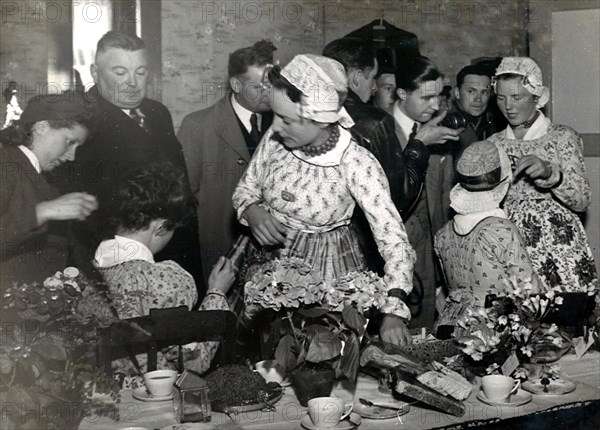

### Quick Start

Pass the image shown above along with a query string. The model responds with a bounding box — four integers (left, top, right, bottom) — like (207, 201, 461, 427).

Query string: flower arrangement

(447, 286, 570, 379)
(0, 268, 120, 429)
(243, 258, 402, 381)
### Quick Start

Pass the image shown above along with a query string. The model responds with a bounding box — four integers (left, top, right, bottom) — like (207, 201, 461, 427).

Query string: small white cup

(143, 369, 177, 397)
(308, 397, 353, 428)
(254, 360, 285, 384)
(481, 375, 521, 402)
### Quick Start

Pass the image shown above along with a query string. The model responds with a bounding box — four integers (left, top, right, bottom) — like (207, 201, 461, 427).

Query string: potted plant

(0, 268, 121, 429)
(446, 285, 568, 381)
(243, 259, 407, 406)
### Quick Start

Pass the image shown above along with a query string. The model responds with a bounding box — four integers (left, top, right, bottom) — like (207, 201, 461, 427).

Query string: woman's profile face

(495, 77, 538, 127)
(270, 87, 327, 149)
(32, 122, 88, 171)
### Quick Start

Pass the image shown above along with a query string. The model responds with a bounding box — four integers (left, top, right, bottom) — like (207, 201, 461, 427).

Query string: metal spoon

(359, 398, 404, 411)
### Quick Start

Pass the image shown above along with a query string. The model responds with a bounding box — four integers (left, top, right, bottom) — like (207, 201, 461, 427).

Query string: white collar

(231, 93, 260, 134)
(503, 111, 550, 140)
(453, 208, 507, 235)
(393, 101, 419, 140)
(18, 145, 41, 174)
(291, 126, 352, 166)
(93, 235, 155, 268)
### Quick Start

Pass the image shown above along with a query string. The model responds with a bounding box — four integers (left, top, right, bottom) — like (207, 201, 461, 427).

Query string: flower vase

(292, 367, 335, 407)
(462, 349, 511, 381)
(543, 292, 595, 336)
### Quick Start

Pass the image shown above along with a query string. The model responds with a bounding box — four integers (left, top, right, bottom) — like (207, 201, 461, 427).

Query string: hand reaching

(243, 204, 287, 246)
(380, 314, 412, 346)
(36, 192, 98, 225)
(207, 256, 236, 295)
(513, 155, 552, 181)
(414, 110, 464, 145)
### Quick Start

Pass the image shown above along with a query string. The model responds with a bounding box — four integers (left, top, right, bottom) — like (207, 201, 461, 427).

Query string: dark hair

(96, 31, 145, 58)
(228, 40, 276, 78)
(394, 56, 443, 92)
(267, 65, 303, 103)
(456, 64, 492, 87)
(322, 37, 375, 73)
(108, 165, 193, 234)
(0, 94, 94, 147)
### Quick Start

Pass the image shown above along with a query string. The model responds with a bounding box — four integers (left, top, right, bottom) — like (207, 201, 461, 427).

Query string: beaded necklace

(513, 111, 540, 129)
(299, 126, 340, 157)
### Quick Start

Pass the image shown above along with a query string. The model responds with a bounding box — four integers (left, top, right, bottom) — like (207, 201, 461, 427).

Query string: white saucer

(476, 389, 532, 407)
(132, 387, 174, 402)
(300, 412, 361, 430)
(522, 378, 576, 395)
(354, 400, 411, 419)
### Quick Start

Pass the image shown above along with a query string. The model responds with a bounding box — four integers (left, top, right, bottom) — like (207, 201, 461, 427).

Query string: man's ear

(90, 64, 98, 84)
(396, 88, 407, 102)
(348, 69, 361, 93)
(453, 86, 461, 101)
(32, 120, 50, 135)
(229, 77, 241, 94)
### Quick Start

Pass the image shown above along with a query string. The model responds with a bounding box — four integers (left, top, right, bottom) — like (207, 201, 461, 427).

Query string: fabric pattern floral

(98, 260, 229, 377)
(233, 126, 415, 313)
(489, 122, 598, 293)
(434, 216, 539, 327)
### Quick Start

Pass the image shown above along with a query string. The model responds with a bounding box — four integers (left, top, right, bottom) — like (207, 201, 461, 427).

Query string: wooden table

(80, 351, 600, 430)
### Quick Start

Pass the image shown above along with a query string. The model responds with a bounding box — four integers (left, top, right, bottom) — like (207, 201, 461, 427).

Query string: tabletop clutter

(125, 325, 596, 430)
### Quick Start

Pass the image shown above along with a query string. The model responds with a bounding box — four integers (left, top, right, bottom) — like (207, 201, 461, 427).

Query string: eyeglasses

(258, 63, 276, 90)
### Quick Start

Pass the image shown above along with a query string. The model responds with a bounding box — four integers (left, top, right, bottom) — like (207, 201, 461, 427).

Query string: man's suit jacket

(178, 95, 264, 283)
(64, 89, 202, 285)
(0, 146, 69, 288)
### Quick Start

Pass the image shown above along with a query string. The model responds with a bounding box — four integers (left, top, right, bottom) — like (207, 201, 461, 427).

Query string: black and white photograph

(1, 1, 599, 429)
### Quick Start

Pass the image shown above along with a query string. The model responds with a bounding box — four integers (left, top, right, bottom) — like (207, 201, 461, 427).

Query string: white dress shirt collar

(393, 102, 419, 140)
(231, 93, 260, 134)
(93, 235, 155, 268)
(18, 145, 41, 174)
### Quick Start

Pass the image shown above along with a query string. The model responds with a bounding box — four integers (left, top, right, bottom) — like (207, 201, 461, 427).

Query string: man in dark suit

(178, 40, 276, 285)
(67, 31, 202, 286)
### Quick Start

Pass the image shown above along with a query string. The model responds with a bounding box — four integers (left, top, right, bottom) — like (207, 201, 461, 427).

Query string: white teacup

(481, 375, 521, 402)
(143, 369, 177, 397)
(308, 397, 353, 428)
(254, 360, 285, 384)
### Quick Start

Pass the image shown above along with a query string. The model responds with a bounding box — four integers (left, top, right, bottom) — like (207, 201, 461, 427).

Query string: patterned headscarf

(280, 54, 355, 128)
(494, 57, 550, 109)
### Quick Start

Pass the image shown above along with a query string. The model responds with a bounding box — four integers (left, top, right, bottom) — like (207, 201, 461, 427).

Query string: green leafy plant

(244, 259, 404, 381)
(0, 268, 120, 429)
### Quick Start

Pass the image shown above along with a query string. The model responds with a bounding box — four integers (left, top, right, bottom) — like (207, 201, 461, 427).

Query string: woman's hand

(207, 256, 235, 295)
(243, 204, 287, 246)
(35, 192, 98, 225)
(379, 314, 412, 346)
(514, 155, 552, 180)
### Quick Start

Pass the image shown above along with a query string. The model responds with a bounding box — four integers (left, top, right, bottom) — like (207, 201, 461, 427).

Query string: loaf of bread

(416, 361, 472, 401)
(394, 368, 466, 417)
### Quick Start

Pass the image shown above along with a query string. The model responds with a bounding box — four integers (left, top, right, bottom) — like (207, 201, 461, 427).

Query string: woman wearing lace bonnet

(487, 57, 597, 295)
(233, 54, 417, 345)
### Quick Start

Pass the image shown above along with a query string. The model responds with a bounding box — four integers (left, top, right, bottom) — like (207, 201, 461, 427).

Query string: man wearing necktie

(392, 55, 463, 329)
(178, 40, 276, 287)
(61, 31, 203, 287)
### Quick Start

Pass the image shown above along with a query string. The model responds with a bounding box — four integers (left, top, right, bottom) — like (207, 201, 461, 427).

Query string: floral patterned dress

(488, 119, 598, 293)
(233, 126, 416, 319)
(95, 237, 229, 379)
(434, 216, 539, 328)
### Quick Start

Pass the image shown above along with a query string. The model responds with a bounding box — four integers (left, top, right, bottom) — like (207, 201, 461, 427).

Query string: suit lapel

(214, 96, 251, 162)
